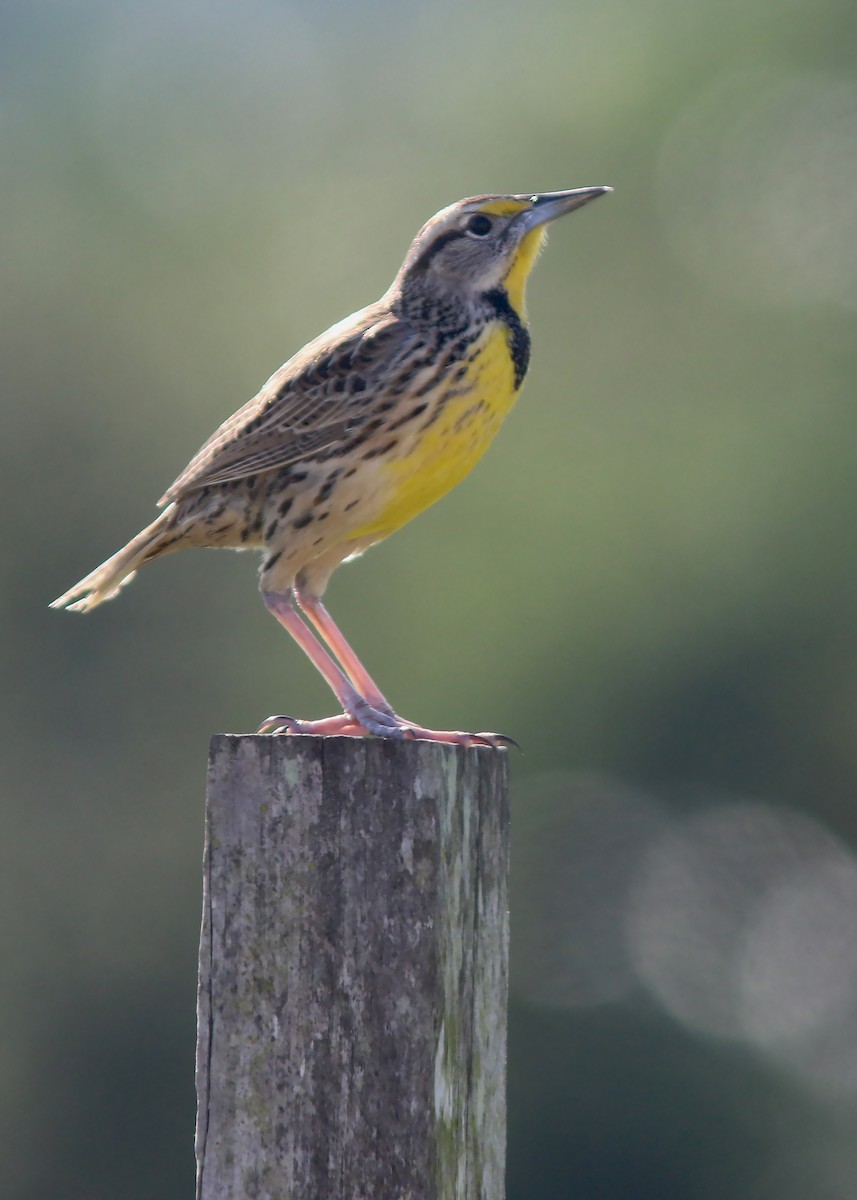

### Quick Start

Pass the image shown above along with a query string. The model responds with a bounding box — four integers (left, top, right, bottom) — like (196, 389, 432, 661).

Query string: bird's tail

(50, 505, 179, 613)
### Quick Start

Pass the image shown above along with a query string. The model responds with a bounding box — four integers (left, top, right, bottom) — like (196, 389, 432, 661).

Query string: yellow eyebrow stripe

(477, 199, 530, 217)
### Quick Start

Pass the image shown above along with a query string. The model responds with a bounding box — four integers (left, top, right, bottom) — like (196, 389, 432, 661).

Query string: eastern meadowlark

(51, 187, 611, 745)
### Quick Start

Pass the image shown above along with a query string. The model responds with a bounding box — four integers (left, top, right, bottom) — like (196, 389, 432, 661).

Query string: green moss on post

(195, 735, 510, 1200)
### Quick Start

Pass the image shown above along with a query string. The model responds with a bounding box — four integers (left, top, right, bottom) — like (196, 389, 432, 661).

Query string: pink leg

(260, 591, 403, 737)
(294, 587, 394, 714)
(283, 586, 517, 749)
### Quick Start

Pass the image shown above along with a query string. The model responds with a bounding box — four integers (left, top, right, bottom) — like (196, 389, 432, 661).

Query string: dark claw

(257, 714, 297, 735)
(474, 732, 521, 751)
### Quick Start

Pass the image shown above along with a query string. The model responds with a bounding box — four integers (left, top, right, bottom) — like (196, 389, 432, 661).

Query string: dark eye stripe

(410, 228, 466, 273)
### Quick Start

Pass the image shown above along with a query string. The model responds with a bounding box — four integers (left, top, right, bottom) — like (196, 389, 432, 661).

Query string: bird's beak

(513, 186, 612, 233)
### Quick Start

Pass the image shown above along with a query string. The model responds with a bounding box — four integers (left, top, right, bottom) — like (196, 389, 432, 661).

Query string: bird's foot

(257, 699, 406, 739)
(257, 709, 517, 748)
(256, 712, 378, 737)
(399, 724, 518, 749)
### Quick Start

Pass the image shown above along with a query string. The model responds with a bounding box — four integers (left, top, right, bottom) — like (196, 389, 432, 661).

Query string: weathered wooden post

(195, 735, 510, 1200)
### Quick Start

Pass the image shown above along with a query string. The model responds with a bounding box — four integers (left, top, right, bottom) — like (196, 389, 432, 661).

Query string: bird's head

(394, 187, 611, 313)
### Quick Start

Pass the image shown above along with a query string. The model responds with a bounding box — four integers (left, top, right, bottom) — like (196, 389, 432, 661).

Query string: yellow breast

(355, 324, 521, 539)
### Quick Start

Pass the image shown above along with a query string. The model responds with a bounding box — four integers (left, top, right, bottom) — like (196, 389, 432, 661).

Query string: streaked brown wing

(166, 419, 358, 492)
(158, 304, 414, 505)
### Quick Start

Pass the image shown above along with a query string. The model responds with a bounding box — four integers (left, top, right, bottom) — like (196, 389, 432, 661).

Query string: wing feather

(159, 303, 417, 505)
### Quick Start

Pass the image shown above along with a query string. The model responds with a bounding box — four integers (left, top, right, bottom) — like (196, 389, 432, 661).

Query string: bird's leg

(258, 589, 405, 738)
(288, 586, 517, 749)
(293, 587, 396, 717)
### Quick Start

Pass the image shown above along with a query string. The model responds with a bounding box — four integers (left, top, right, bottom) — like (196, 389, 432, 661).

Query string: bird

(51, 186, 611, 746)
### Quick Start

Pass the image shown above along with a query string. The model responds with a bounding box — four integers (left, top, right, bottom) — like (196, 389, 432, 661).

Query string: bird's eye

(465, 214, 494, 238)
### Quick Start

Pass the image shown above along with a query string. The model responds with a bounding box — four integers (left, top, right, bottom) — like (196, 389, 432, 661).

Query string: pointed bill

(514, 186, 612, 232)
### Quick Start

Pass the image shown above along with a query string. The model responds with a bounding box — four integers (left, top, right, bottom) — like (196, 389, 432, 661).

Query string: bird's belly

(351, 329, 520, 539)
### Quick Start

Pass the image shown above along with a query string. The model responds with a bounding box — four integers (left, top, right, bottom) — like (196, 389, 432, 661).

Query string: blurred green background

(5, 0, 857, 1196)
